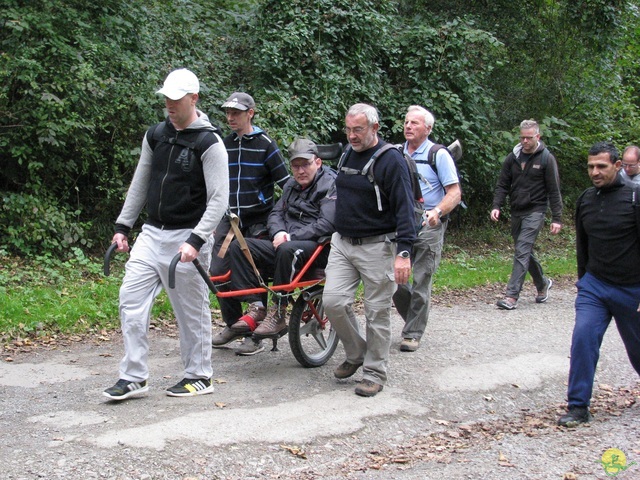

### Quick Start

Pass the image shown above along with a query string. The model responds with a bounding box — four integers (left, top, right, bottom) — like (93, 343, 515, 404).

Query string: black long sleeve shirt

(576, 177, 640, 285)
(334, 140, 416, 254)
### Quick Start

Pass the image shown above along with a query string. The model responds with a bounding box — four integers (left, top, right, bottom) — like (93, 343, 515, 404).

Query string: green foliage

(1, 0, 639, 257)
(1, 0, 154, 246)
(249, 0, 399, 145)
(1, 191, 93, 255)
(387, 18, 506, 221)
(0, 247, 179, 339)
(0, 0, 241, 255)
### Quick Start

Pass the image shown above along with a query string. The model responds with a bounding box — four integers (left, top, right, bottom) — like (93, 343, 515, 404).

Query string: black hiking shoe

(557, 406, 592, 427)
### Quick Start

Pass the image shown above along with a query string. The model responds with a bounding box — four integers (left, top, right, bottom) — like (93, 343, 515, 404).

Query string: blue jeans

(506, 211, 547, 299)
(567, 272, 640, 407)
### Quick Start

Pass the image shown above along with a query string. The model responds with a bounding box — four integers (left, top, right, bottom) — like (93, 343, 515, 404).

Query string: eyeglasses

(622, 162, 640, 169)
(344, 126, 369, 136)
(290, 160, 315, 171)
(519, 136, 537, 141)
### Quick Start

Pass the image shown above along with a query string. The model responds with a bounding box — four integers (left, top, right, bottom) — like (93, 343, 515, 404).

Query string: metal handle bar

(168, 253, 220, 293)
(168, 253, 182, 289)
(103, 243, 119, 276)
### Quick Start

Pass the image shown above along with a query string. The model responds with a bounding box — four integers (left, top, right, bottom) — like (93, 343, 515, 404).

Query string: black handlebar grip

(104, 243, 118, 277)
(168, 252, 182, 289)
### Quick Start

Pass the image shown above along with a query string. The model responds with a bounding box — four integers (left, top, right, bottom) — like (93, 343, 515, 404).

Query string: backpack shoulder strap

(147, 122, 214, 160)
(631, 185, 640, 241)
(146, 122, 165, 150)
(362, 143, 396, 182)
(415, 144, 446, 175)
(192, 130, 213, 157)
(540, 148, 550, 168)
(336, 144, 353, 171)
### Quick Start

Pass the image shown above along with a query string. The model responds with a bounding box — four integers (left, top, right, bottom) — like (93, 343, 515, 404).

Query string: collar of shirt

(404, 137, 434, 157)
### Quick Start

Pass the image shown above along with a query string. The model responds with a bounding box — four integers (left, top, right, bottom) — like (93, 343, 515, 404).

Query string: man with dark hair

(323, 103, 416, 397)
(558, 141, 640, 427)
(210, 92, 290, 354)
(103, 68, 229, 400)
(491, 119, 563, 310)
(620, 145, 640, 186)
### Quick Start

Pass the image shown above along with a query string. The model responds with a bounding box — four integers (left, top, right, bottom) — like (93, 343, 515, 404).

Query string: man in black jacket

(558, 141, 640, 426)
(222, 139, 336, 354)
(491, 119, 563, 310)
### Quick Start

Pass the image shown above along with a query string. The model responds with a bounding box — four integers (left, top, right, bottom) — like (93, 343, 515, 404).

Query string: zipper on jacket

(158, 132, 178, 223)
(235, 135, 242, 223)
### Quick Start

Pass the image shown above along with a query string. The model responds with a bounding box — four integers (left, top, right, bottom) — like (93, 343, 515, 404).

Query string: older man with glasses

(323, 103, 416, 397)
(491, 119, 563, 310)
(620, 145, 640, 186)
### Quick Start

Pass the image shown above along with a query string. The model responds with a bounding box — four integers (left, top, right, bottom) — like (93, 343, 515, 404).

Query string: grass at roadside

(0, 223, 577, 343)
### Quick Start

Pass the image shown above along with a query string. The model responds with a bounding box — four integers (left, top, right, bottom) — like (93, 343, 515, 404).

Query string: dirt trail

(1, 282, 639, 479)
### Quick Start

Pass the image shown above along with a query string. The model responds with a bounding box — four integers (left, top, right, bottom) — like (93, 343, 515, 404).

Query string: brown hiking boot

(231, 303, 266, 331)
(334, 360, 363, 379)
(355, 379, 384, 397)
(254, 305, 288, 336)
(400, 338, 420, 352)
(212, 327, 244, 347)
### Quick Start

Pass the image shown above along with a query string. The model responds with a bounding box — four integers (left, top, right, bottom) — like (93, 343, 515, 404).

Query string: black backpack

(415, 139, 467, 213)
(146, 121, 223, 159)
(337, 143, 425, 229)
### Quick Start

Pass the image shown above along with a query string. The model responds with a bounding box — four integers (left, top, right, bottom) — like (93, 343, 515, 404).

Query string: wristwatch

(397, 250, 410, 259)
(434, 207, 443, 218)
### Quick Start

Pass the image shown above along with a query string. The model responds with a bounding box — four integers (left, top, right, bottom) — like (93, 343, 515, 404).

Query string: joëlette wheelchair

(104, 143, 343, 368)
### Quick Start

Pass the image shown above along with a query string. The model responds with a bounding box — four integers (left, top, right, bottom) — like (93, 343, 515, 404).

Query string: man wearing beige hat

(103, 68, 229, 400)
(223, 139, 336, 352)
(211, 92, 290, 354)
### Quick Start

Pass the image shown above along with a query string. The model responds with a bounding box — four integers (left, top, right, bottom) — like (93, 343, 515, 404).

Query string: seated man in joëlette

(217, 138, 337, 355)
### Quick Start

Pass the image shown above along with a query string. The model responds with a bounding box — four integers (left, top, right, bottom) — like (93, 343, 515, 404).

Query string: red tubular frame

(209, 242, 328, 298)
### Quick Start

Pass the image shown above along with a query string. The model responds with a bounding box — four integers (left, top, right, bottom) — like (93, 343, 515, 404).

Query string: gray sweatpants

(118, 224, 213, 382)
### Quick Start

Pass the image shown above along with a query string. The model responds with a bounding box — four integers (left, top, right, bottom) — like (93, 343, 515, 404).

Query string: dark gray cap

(221, 92, 255, 111)
(288, 139, 319, 161)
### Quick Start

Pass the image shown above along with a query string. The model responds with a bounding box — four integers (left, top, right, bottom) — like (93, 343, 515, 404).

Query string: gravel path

(1, 281, 639, 479)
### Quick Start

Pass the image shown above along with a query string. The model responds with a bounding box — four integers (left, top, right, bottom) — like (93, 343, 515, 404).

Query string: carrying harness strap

(218, 213, 268, 289)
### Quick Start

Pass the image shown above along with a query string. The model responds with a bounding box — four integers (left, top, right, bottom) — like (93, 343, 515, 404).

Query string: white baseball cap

(156, 68, 199, 100)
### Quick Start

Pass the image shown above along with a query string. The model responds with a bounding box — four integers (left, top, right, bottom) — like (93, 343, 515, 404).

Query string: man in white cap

(210, 91, 290, 355)
(103, 68, 229, 401)
(224, 139, 336, 349)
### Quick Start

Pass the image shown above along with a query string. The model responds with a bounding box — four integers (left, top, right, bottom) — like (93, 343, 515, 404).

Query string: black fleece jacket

(492, 141, 563, 223)
(576, 177, 640, 285)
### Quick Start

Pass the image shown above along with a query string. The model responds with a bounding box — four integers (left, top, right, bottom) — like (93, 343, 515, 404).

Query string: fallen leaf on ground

(281, 444, 307, 459)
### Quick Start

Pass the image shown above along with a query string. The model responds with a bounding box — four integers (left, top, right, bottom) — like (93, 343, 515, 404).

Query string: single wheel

(288, 287, 338, 368)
